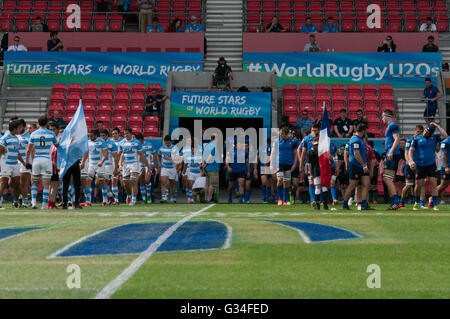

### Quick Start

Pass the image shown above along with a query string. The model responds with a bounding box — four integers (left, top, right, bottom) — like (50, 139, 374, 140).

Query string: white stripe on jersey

(29, 128, 57, 160)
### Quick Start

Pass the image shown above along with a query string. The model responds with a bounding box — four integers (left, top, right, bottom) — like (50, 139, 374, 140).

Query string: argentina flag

(57, 100, 88, 179)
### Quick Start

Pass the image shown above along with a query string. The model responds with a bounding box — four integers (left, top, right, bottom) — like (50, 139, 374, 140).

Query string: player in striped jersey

(158, 135, 181, 203)
(136, 134, 156, 204)
(119, 127, 151, 205)
(182, 143, 203, 204)
(25, 116, 58, 209)
(18, 120, 35, 208)
(80, 129, 108, 206)
(110, 127, 124, 204)
(0, 119, 28, 209)
(100, 129, 120, 205)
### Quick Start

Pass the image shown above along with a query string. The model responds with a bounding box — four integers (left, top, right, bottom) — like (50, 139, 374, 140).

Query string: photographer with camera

(208, 57, 233, 91)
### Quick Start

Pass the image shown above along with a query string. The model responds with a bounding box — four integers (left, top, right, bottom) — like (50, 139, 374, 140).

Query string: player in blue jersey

(399, 125, 424, 208)
(0, 119, 28, 209)
(299, 123, 320, 206)
(437, 134, 450, 198)
(244, 141, 258, 204)
(381, 109, 402, 210)
(25, 116, 58, 210)
(119, 127, 152, 205)
(157, 134, 181, 203)
(80, 129, 108, 206)
(259, 138, 275, 203)
(182, 143, 203, 204)
(409, 123, 447, 210)
(271, 126, 301, 206)
(18, 120, 35, 208)
(110, 127, 124, 204)
(225, 140, 248, 203)
(342, 124, 371, 210)
(100, 129, 120, 205)
(136, 134, 156, 204)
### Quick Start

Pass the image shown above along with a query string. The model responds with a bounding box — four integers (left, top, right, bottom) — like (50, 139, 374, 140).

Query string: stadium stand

(49, 83, 161, 137)
(282, 83, 394, 136)
(244, 0, 449, 32)
(0, 0, 206, 32)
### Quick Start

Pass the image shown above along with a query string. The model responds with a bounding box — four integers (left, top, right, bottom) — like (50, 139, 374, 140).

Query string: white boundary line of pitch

(93, 203, 216, 299)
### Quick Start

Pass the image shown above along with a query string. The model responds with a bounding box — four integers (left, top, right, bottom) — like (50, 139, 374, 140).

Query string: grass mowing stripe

(94, 203, 216, 299)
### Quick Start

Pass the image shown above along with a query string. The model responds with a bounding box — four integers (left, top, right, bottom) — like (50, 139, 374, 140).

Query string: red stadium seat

(52, 84, 66, 95)
(144, 116, 159, 126)
(99, 93, 113, 105)
(314, 84, 329, 96)
(112, 115, 127, 126)
(116, 84, 130, 95)
(363, 84, 377, 96)
(128, 115, 143, 125)
(299, 84, 313, 95)
(48, 104, 64, 117)
(387, 14, 402, 32)
(404, 14, 417, 32)
(131, 84, 146, 94)
(143, 126, 159, 137)
(97, 103, 112, 116)
(96, 114, 111, 125)
(64, 115, 74, 123)
(331, 96, 346, 113)
(341, 14, 354, 32)
(147, 84, 162, 94)
(113, 103, 129, 116)
(347, 84, 361, 95)
(15, 14, 30, 31)
(367, 126, 381, 137)
(284, 104, 298, 116)
(46, 14, 61, 31)
(97, 84, 113, 96)
(110, 14, 123, 31)
(129, 103, 144, 115)
(130, 125, 143, 134)
(378, 84, 393, 95)
(364, 97, 379, 114)
(283, 84, 297, 95)
(331, 84, 345, 96)
(68, 84, 83, 95)
(131, 93, 145, 104)
(348, 95, 362, 112)
(84, 83, 98, 95)
(94, 14, 107, 31)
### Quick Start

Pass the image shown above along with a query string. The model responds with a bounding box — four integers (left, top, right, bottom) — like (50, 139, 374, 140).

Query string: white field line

(208, 219, 233, 250)
(260, 220, 311, 244)
(94, 203, 216, 299)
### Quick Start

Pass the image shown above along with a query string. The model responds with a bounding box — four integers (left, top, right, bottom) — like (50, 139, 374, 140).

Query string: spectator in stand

(94, 121, 105, 136)
(185, 15, 204, 32)
(7, 36, 27, 51)
(304, 34, 321, 52)
(422, 77, 442, 121)
(48, 110, 66, 128)
(300, 17, 319, 33)
(265, 16, 285, 33)
(96, 0, 110, 12)
(47, 32, 64, 51)
(322, 17, 338, 33)
(422, 35, 439, 52)
(294, 110, 313, 138)
(377, 35, 396, 52)
(141, 89, 168, 122)
(352, 109, 368, 131)
(333, 109, 353, 138)
(146, 17, 164, 32)
(420, 17, 437, 32)
(443, 63, 450, 71)
(168, 18, 184, 32)
(32, 16, 49, 32)
(138, 0, 154, 33)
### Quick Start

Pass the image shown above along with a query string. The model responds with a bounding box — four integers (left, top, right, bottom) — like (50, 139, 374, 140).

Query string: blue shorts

(277, 163, 292, 173)
(404, 165, 415, 181)
(348, 163, 369, 181)
(416, 163, 437, 180)
(383, 154, 401, 172)
(229, 171, 245, 181)
(440, 168, 450, 181)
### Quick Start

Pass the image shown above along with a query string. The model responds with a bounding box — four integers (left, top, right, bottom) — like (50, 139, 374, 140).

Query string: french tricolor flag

(318, 104, 332, 190)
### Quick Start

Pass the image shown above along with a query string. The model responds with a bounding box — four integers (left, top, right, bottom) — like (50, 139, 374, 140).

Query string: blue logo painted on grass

(262, 220, 362, 243)
(0, 227, 39, 242)
(56, 221, 230, 257)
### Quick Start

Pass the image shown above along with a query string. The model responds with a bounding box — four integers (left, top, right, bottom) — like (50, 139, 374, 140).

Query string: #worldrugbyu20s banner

(243, 52, 442, 88)
(170, 91, 272, 131)
(4, 52, 203, 87)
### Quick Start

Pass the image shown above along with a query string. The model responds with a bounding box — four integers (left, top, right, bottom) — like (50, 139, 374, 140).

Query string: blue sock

(244, 190, 250, 202)
(283, 188, 288, 203)
(140, 185, 147, 201)
(31, 184, 38, 205)
(228, 193, 232, 202)
(277, 185, 283, 200)
(362, 200, 368, 208)
(433, 196, 438, 207)
(239, 194, 244, 203)
(131, 194, 137, 203)
(415, 196, 420, 204)
(308, 184, 315, 202)
(393, 194, 399, 205)
(331, 186, 337, 201)
(261, 186, 266, 200)
(42, 186, 49, 208)
(420, 200, 425, 207)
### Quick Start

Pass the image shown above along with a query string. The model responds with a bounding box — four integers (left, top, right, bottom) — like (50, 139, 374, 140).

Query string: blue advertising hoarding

(4, 52, 203, 87)
(243, 52, 442, 88)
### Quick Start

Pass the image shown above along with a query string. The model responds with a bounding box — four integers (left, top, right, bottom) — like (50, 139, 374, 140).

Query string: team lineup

(0, 109, 449, 210)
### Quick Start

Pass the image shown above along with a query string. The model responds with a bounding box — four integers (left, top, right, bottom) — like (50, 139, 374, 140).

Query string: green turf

(0, 202, 450, 298)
